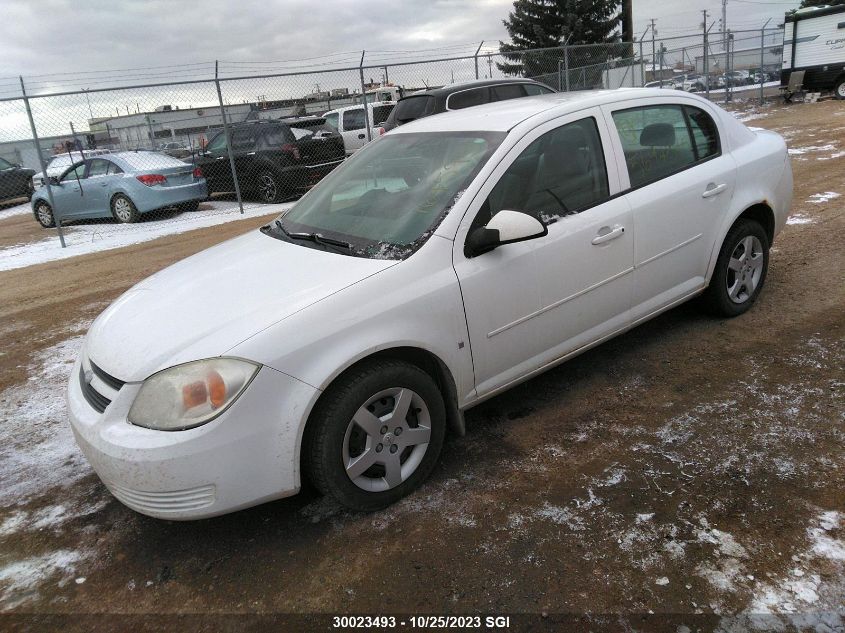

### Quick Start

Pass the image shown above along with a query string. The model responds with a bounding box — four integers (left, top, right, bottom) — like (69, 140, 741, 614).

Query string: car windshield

(270, 131, 505, 259)
(394, 96, 434, 122)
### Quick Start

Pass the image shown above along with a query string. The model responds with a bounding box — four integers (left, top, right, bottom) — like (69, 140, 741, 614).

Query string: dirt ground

(0, 98, 843, 631)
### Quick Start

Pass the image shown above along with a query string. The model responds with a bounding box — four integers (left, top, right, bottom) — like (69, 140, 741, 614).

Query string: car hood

(85, 230, 398, 382)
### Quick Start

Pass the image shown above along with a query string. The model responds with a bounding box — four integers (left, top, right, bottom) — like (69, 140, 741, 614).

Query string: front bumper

(67, 355, 318, 519)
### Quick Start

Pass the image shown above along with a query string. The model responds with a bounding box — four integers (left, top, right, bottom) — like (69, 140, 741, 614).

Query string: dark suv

(196, 118, 345, 203)
(381, 79, 555, 132)
(0, 156, 36, 206)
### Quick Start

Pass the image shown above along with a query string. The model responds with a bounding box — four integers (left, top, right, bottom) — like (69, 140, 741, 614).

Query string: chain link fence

(0, 29, 783, 255)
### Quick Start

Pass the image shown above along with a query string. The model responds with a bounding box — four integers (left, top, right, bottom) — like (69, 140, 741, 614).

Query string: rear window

(372, 104, 395, 125)
(118, 152, 188, 170)
(524, 83, 554, 96)
(394, 96, 435, 122)
(447, 87, 490, 110)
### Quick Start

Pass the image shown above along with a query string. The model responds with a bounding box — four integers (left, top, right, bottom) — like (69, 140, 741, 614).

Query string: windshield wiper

(274, 219, 354, 252)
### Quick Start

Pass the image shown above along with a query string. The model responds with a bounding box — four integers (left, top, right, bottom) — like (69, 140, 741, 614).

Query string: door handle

(358, 133, 366, 139)
(702, 183, 727, 198)
(592, 225, 625, 245)
(100, 182, 108, 187)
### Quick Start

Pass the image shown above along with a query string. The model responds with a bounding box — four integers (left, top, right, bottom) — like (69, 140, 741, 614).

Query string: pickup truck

(323, 102, 396, 155)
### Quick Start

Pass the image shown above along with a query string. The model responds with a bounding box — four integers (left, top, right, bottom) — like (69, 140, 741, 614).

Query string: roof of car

(408, 78, 550, 98)
(390, 88, 717, 134)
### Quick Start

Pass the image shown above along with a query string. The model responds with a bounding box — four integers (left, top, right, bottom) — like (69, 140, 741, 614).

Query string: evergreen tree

(498, 0, 620, 77)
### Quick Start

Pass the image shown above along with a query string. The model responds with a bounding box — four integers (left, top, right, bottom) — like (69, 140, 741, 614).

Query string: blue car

(31, 151, 208, 228)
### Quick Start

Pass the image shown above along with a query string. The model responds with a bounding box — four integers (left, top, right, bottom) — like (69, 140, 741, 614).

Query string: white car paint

(67, 89, 792, 519)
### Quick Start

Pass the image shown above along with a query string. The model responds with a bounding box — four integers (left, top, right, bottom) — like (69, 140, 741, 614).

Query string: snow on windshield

(117, 152, 188, 171)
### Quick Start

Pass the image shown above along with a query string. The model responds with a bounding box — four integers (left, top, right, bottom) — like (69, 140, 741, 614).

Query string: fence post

(704, 24, 710, 99)
(214, 61, 244, 214)
(639, 40, 644, 86)
(20, 76, 66, 248)
(760, 21, 771, 105)
(564, 46, 570, 92)
(359, 51, 372, 143)
(474, 41, 484, 80)
(724, 29, 731, 103)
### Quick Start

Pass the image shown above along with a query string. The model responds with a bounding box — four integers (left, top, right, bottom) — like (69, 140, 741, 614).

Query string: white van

(323, 102, 396, 155)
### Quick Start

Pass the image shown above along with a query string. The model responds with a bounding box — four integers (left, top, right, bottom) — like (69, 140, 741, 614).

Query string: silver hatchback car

(31, 151, 207, 228)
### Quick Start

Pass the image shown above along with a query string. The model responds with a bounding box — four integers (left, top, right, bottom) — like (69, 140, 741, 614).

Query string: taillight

(192, 167, 202, 178)
(136, 174, 167, 187)
(281, 143, 301, 161)
(377, 127, 386, 136)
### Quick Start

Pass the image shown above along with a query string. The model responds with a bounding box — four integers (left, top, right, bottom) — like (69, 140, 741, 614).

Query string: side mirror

(466, 210, 548, 257)
(48, 176, 61, 186)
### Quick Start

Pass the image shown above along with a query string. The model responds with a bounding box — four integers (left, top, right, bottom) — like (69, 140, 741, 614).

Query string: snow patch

(807, 191, 840, 204)
(0, 201, 292, 273)
(0, 549, 86, 610)
(786, 214, 814, 225)
(788, 144, 836, 156)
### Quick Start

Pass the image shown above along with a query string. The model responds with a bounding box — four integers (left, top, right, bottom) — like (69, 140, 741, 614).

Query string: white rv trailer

(782, 4, 845, 97)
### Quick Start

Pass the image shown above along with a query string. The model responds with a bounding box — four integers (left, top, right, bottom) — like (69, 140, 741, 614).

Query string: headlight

(128, 358, 260, 431)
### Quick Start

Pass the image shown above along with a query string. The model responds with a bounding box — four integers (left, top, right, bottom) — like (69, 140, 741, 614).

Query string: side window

(343, 108, 366, 131)
(0, 157, 12, 170)
(447, 87, 490, 110)
(684, 106, 720, 160)
(491, 84, 526, 101)
(524, 84, 554, 96)
(372, 104, 394, 125)
(87, 159, 110, 178)
(60, 162, 87, 182)
(106, 162, 123, 175)
(206, 132, 227, 153)
(324, 112, 339, 130)
(611, 104, 696, 189)
(230, 129, 255, 151)
(262, 126, 288, 148)
(480, 117, 610, 226)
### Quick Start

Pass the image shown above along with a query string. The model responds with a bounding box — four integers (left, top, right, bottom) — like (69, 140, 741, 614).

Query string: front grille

(79, 366, 111, 413)
(90, 360, 125, 391)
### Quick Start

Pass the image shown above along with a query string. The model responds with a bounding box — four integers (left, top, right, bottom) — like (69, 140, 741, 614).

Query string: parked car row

(29, 78, 559, 227)
(645, 70, 780, 93)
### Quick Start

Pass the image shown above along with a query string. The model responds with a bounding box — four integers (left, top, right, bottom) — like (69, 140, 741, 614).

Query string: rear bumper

(67, 354, 318, 519)
(135, 181, 208, 213)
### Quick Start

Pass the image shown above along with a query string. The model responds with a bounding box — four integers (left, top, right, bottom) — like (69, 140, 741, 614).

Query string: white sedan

(68, 89, 792, 519)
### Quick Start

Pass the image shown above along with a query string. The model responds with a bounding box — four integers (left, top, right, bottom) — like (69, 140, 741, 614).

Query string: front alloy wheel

(35, 201, 55, 228)
(343, 387, 432, 492)
(305, 359, 446, 511)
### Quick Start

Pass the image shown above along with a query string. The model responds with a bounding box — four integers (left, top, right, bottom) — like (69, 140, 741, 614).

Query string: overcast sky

(0, 0, 801, 82)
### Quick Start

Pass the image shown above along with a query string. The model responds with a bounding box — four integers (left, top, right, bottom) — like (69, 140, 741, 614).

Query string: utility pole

(621, 0, 634, 59)
(722, 0, 728, 45)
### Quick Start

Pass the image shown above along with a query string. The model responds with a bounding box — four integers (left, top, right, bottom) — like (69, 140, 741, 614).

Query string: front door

(453, 111, 634, 398)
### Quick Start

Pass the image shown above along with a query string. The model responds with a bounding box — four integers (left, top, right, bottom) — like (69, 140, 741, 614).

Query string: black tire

(834, 77, 845, 100)
(304, 359, 447, 511)
(34, 200, 55, 228)
(177, 200, 200, 212)
(111, 194, 140, 223)
(701, 218, 769, 317)
(255, 169, 284, 203)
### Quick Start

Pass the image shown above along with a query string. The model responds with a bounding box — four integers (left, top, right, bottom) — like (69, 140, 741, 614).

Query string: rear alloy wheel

(702, 218, 769, 317)
(111, 194, 140, 223)
(835, 77, 845, 100)
(256, 170, 282, 203)
(34, 201, 55, 228)
(305, 359, 446, 511)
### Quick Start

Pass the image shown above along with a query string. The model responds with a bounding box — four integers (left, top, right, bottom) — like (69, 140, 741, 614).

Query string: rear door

(603, 100, 735, 320)
(340, 107, 367, 154)
(77, 158, 113, 214)
(200, 131, 234, 191)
